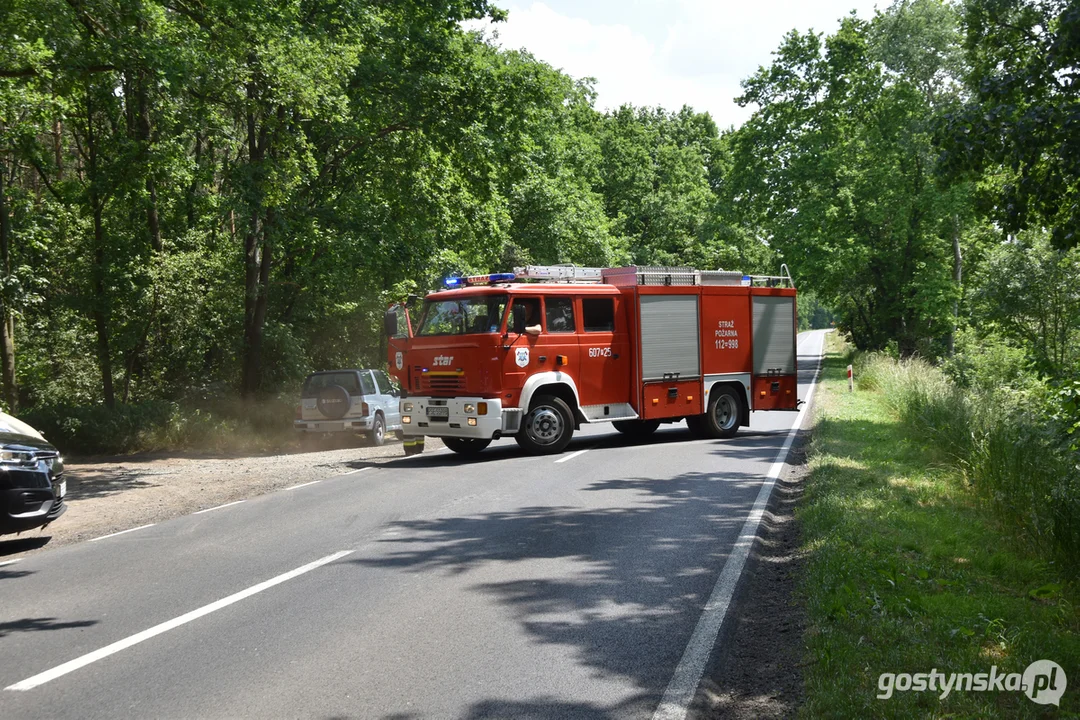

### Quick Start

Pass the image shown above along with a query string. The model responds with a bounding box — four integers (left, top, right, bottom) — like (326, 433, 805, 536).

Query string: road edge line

(652, 331, 828, 720)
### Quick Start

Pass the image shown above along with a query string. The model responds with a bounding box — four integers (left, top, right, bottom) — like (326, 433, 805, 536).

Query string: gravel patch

(0, 437, 445, 558)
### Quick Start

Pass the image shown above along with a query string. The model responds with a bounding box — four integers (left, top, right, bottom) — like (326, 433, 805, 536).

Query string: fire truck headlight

(463, 403, 475, 414)
(402, 415, 411, 424)
(477, 402, 488, 416)
(403, 402, 414, 412)
(467, 417, 477, 426)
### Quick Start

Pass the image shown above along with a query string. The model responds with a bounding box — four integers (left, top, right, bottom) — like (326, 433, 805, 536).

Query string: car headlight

(0, 448, 36, 465)
(403, 402, 414, 412)
(463, 403, 475, 414)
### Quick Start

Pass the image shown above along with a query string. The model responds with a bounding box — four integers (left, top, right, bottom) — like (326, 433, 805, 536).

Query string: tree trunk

(947, 218, 963, 356)
(241, 101, 268, 398)
(0, 157, 19, 412)
(136, 76, 162, 253)
(86, 87, 115, 408)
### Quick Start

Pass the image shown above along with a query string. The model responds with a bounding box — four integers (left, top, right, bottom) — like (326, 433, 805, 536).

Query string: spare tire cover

(317, 384, 352, 419)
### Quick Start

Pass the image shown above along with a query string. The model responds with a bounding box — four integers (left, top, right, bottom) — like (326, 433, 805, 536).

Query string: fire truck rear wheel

(518, 394, 574, 454)
(612, 419, 661, 438)
(706, 386, 742, 439)
(443, 437, 492, 455)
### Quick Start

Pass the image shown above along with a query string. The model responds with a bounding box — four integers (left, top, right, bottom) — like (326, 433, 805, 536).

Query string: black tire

(443, 437, 492, 455)
(516, 394, 574, 455)
(368, 414, 386, 447)
(612, 419, 661, 438)
(685, 415, 709, 438)
(705, 386, 742, 439)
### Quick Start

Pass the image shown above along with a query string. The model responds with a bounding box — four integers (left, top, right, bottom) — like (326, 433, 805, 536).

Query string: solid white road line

(555, 448, 590, 464)
(652, 330, 828, 720)
(343, 467, 371, 476)
(0, 559, 20, 567)
(89, 524, 156, 542)
(193, 500, 246, 515)
(5, 549, 354, 692)
(284, 480, 321, 491)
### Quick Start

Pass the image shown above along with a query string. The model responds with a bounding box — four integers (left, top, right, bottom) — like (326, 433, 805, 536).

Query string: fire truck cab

(384, 265, 798, 456)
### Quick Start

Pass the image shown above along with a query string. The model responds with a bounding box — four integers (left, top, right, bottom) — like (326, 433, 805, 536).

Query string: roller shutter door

(752, 296, 796, 374)
(640, 295, 700, 380)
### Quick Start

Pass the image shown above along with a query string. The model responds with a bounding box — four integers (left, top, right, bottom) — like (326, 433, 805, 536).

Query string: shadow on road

(0, 617, 98, 638)
(348, 454, 775, 714)
(0, 536, 51, 558)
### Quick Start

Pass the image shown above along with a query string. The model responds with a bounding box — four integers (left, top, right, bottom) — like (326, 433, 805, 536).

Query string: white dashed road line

(5, 550, 354, 692)
(284, 480, 321, 491)
(554, 448, 590, 464)
(89, 524, 156, 542)
(193, 500, 246, 515)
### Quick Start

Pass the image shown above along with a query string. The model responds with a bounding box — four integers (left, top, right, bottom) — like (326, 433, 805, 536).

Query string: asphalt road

(0, 330, 828, 720)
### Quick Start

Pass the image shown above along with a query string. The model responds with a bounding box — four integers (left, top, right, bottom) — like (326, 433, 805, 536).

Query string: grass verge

(800, 332, 1080, 718)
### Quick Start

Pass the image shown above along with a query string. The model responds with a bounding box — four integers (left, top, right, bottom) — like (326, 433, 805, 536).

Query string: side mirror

(511, 304, 526, 334)
(384, 309, 399, 338)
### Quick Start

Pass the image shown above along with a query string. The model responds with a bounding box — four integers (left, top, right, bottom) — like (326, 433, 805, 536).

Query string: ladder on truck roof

(513, 265, 604, 283)
(510, 264, 794, 288)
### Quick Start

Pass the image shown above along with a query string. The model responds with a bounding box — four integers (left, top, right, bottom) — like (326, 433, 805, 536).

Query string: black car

(0, 422, 66, 536)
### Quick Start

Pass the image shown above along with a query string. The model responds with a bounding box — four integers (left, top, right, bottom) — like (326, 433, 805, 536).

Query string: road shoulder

(692, 418, 813, 719)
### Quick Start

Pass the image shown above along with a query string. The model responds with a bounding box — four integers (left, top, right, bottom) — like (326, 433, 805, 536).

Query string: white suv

(294, 369, 402, 446)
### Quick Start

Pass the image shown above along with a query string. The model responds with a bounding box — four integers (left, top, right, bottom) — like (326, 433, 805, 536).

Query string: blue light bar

(444, 276, 465, 288)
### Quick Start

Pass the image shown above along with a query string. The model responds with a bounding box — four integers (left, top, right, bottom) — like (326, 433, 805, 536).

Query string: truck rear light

(362, 402, 370, 416)
(477, 402, 488, 416)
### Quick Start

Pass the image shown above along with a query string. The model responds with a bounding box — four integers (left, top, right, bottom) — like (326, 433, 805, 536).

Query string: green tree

(729, 6, 972, 354)
(941, 0, 1080, 249)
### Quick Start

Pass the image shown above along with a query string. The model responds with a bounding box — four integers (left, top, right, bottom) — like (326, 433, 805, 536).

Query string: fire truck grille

(421, 375, 466, 393)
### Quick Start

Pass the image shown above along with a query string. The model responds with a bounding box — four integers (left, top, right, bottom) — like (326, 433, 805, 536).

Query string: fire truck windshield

(416, 294, 508, 336)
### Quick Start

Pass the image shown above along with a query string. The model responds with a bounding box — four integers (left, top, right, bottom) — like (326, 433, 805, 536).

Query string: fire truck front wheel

(705, 386, 743, 439)
(443, 437, 492, 455)
(516, 394, 574, 454)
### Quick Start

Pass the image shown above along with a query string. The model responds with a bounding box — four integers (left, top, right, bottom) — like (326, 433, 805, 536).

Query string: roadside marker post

(848, 364, 853, 392)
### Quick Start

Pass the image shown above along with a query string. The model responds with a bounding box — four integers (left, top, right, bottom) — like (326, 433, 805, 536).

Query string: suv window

(582, 298, 615, 332)
(359, 372, 376, 395)
(545, 297, 575, 333)
(374, 371, 394, 394)
(302, 372, 361, 397)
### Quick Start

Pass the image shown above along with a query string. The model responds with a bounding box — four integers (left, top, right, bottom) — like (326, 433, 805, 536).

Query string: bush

(854, 352, 1080, 573)
(23, 396, 300, 457)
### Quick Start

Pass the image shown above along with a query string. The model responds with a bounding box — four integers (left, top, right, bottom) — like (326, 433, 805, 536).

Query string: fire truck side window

(511, 298, 542, 330)
(545, 297, 575, 333)
(582, 298, 615, 332)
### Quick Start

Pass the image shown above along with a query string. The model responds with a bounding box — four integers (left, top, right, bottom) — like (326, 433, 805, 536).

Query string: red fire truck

(384, 265, 799, 456)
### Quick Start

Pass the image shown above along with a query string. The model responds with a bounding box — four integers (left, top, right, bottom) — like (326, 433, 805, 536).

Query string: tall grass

(855, 352, 1080, 573)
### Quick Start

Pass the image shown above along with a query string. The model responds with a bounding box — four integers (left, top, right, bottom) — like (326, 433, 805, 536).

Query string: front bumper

(0, 484, 66, 535)
(400, 397, 521, 440)
(293, 417, 372, 434)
